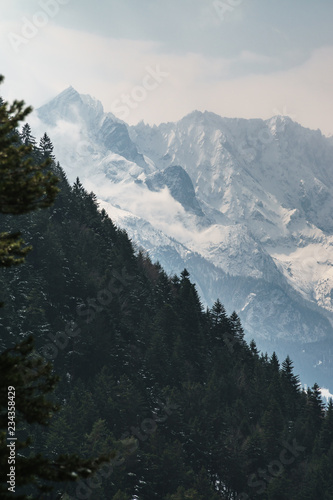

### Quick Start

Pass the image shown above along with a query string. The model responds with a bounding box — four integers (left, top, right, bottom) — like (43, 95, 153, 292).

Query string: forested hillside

(1, 126, 333, 499)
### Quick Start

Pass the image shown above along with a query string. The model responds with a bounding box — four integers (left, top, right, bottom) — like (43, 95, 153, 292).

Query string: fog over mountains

(36, 87, 333, 390)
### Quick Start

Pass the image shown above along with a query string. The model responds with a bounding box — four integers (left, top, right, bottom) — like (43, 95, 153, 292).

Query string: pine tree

(20, 123, 36, 146)
(229, 311, 245, 344)
(281, 355, 302, 419)
(39, 132, 55, 159)
(210, 298, 227, 327)
(270, 351, 280, 372)
(0, 77, 112, 498)
(249, 339, 260, 356)
(308, 383, 325, 427)
(0, 91, 58, 216)
(0, 77, 58, 271)
(315, 398, 333, 454)
(0, 338, 108, 498)
(262, 399, 284, 456)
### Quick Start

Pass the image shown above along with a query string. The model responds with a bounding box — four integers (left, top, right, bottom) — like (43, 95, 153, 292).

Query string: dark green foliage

(39, 132, 55, 159)
(0, 77, 58, 271)
(20, 123, 36, 147)
(1, 80, 332, 498)
(0, 85, 58, 217)
(0, 80, 113, 499)
(0, 337, 112, 499)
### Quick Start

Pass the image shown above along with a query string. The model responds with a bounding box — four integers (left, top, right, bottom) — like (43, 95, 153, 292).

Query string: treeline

(1, 125, 333, 499)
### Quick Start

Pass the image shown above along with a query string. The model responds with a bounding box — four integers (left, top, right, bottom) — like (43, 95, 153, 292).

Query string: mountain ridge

(35, 87, 333, 387)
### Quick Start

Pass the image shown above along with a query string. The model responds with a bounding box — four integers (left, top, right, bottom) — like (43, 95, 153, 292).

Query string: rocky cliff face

(36, 88, 333, 387)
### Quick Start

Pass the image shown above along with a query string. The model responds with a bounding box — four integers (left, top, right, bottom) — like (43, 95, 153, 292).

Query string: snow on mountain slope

(35, 89, 333, 353)
(98, 203, 331, 348)
(130, 111, 333, 321)
(37, 87, 150, 182)
(131, 112, 333, 231)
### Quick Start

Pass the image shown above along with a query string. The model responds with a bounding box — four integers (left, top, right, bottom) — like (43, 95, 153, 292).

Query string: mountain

(38, 86, 148, 169)
(36, 88, 333, 389)
(2, 144, 333, 499)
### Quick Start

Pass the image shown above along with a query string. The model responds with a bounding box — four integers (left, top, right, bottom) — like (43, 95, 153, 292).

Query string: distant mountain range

(36, 87, 333, 390)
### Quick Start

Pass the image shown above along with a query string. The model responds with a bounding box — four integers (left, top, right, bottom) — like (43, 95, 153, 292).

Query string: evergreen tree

(0, 78, 111, 498)
(307, 383, 325, 429)
(281, 355, 302, 419)
(281, 355, 300, 391)
(249, 339, 260, 356)
(211, 298, 227, 327)
(39, 132, 55, 159)
(0, 338, 108, 498)
(2, 75, 333, 499)
(0, 78, 58, 270)
(20, 123, 36, 147)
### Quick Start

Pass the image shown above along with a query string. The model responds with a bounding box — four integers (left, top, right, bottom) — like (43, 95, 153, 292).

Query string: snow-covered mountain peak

(37, 86, 83, 126)
(36, 89, 333, 368)
(51, 85, 79, 103)
(38, 87, 122, 134)
(37, 89, 149, 176)
(79, 93, 105, 120)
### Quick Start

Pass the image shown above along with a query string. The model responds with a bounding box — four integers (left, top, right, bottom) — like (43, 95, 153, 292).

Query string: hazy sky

(1, 0, 333, 134)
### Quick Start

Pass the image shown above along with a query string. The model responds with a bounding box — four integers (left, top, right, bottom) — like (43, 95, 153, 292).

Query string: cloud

(29, 114, 82, 143)
(1, 22, 332, 135)
(82, 174, 198, 243)
(320, 387, 333, 403)
(88, 177, 184, 224)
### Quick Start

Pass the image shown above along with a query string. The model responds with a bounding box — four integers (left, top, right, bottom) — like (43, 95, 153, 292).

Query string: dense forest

(1, 100, 333, 499)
